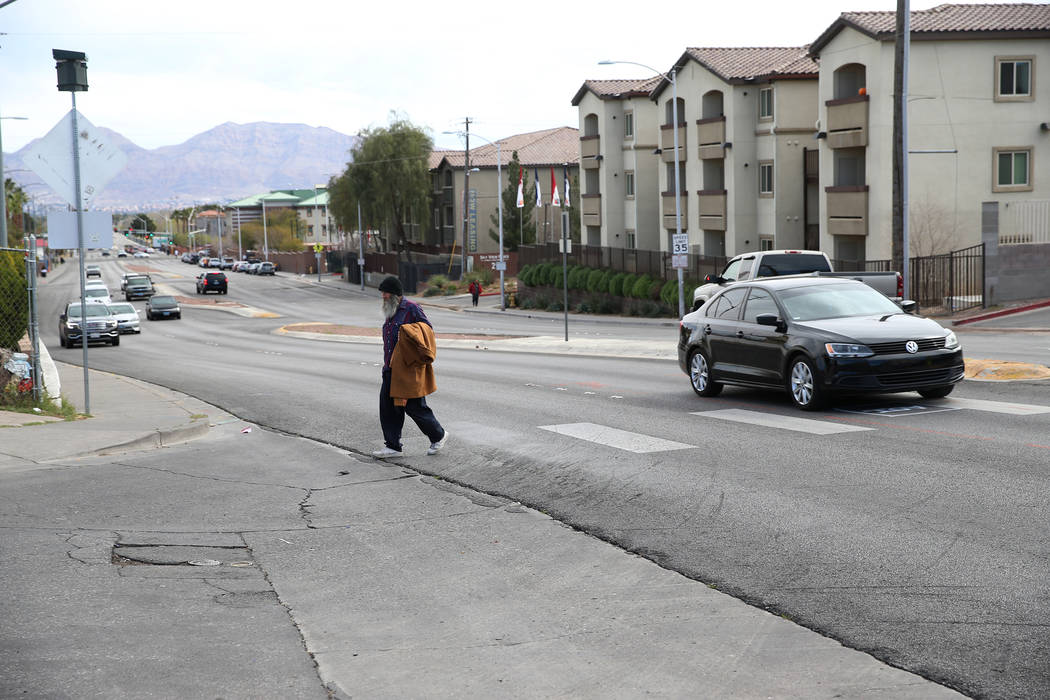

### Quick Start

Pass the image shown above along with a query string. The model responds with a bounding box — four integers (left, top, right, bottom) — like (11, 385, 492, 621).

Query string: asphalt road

(38, 253, 1050, 699)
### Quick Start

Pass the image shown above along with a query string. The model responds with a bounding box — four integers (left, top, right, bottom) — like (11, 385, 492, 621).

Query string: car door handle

(736, 330, 745, 338)
(703, 324, 713, 335)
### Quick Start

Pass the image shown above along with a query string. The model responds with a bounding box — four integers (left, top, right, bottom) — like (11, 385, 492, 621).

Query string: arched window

(584, 113, 600, 137)
(664, 97, 685, 126)
(834, 64, 867, 100)
(701, 90, 724, 119)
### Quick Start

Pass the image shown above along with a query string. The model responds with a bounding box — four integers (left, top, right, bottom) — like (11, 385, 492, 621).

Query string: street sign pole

(562, 211, 570, 342)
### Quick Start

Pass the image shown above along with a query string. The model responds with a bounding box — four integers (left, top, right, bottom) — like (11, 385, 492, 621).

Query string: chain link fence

(0, 242, 42, 403)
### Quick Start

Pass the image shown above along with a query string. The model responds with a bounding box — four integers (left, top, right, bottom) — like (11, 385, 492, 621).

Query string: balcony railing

(580, 135, 601, 169)
(582, 194, 601, 227)
(697, 116, 726, 159)
(698, 190, 727, 231)
(826, 95, 868, 149)
(660, 124, 686, 162)
(825, 185, 868, 236)
(661, 192, 687, 231)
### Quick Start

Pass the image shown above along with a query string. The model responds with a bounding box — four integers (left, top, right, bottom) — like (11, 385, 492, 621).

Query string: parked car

(196, 271, 228, 294)
(231, 260, 249, 272)
(220, 257, 235, 270)
(59, 302, 120, 347)
(125, 276, 156, 301)
(107, 301, 141, 334)
(145, 295, 181, 320)
(691, 249, 903, 311)
(255, 261, 275, 276)
(85, 264, 102, 278)
(247, 262, 260, 274)
(678, 277, 964, 410)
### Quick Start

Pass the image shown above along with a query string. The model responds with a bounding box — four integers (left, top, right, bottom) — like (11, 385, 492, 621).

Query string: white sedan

(133, 251, 151, 258)
(82, 286, 113, 305)
(107, 301, 142, 334)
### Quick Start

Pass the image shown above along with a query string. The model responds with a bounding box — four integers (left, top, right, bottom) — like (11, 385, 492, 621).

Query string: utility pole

(460, 117, 471, 277)
(892, 0, 911, 298)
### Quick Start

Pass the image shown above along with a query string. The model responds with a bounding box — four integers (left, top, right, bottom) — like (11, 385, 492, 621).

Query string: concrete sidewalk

(0, 364, 966, 697)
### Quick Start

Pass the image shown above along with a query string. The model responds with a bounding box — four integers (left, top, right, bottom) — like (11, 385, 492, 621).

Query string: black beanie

(378, 276, 404, 296)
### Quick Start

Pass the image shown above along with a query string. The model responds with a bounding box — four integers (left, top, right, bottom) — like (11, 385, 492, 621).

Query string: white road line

(538, 423, 694, 453)
(690, 409, 874, 435)
(942, 397, 1050, 415)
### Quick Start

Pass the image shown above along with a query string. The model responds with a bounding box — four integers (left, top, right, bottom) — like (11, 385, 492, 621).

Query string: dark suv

(125, 276, 155, 301)
(196, 271, 228, 294)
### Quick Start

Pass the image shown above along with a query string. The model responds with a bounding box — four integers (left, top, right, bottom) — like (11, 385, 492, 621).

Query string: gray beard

(382, 296, 400, 319)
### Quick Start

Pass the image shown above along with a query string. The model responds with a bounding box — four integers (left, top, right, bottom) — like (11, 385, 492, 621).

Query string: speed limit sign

(672, 233, 689, 255)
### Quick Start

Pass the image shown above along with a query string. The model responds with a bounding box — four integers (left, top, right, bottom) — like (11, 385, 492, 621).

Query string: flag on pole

(550, 167, 561, 207)
(563, 166, 571, 207)
(534, 168, 542, 206)
(516, 167, 524, 208)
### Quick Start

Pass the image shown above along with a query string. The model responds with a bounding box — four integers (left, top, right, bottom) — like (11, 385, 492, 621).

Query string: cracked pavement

(1, 392, 966, 698)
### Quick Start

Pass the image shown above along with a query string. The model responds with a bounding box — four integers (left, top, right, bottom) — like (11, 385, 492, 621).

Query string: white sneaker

(427, 431, 449, 455)
(371, 446, 403, 459)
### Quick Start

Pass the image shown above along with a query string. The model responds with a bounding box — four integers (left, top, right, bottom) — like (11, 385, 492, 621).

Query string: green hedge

(0, 252, 28, 350)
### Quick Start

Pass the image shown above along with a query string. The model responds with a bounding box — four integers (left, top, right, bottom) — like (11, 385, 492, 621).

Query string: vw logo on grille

(905, 340, 919, 354)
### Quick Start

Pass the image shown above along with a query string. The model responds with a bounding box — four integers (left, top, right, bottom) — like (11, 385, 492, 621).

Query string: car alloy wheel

(788, 356, 826, 410)
(689, 349, 722, 397)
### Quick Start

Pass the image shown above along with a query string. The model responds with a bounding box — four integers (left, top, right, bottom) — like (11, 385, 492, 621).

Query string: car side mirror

(705, 274, 725, 284)
(755, 313, 786, 331)
(899, 299, 918, 314)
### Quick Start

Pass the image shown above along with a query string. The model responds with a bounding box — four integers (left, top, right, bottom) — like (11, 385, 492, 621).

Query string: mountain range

(4, 121, 357, 211)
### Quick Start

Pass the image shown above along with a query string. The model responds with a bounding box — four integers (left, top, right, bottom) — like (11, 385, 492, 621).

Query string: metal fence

(909, 243, 985, 314)
(519, 243, 730, 283)
(0, 241, 41, 402)
(1000, 199, 1050, 245)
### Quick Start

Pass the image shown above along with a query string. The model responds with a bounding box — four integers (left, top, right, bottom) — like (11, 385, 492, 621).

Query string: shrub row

(519, 263, 699, 310)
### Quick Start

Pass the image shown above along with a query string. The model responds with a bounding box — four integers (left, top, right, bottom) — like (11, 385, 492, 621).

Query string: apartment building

(809, 2, 1050, 262)
(571, 77, 662, 250)
(429, 127, 580, 256)
(225, 188, 334, 248)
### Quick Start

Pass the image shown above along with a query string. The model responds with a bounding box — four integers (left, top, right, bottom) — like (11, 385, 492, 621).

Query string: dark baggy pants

(380, 368, 444, 451)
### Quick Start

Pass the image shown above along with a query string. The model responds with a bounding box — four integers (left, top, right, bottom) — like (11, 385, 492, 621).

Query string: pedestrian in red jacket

(468, 279, 481, 307)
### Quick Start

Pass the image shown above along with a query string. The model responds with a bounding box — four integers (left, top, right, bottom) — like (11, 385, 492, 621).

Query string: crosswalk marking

(538, 423, 694, 453)
(690, 409, 874, 435)
(941, 397, 1050, 415)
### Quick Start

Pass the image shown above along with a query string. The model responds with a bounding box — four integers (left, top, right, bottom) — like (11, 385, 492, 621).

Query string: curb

(952, 300, 1050, 326)
(95, 421, 212, 456)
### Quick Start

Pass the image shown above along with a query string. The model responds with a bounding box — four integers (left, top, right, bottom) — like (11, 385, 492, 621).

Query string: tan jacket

(389, 322, 437, 406)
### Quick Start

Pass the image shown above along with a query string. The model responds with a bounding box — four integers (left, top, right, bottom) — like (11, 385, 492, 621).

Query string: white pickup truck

(692, 249, 902, 311)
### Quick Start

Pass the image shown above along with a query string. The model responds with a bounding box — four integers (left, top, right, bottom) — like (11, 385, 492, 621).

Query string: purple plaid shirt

(382, 298, 431, 369)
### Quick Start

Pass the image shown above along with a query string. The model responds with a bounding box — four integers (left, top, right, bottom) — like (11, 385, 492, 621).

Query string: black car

(59, 302, 120, 347)
(125, 277, 155, 301)
(196, 271, 228, 294)
(145, 295, 181, 320)
(678, 277, 964, 410)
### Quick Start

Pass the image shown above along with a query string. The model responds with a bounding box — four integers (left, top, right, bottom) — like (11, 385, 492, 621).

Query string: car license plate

(89, 333, 99, 339)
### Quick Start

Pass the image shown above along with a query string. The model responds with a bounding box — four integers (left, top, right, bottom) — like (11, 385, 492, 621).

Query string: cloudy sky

(1, 0, 941, 155)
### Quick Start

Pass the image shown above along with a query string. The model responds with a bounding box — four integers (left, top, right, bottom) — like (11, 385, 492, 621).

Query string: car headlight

(944, 330, 959, 349)
(825, 343, 874, 358)
(65, 321, 78, 330)
(106, 321, 117, 329)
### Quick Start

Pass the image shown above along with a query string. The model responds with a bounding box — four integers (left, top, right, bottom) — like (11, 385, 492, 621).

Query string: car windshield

(84, 287, 109, 297)
(67, 304, 110, 318)
(127, 278, 150, 286)
(777, 284, 902, 321)
(151, 295, 176, 306)
(109, 303, 135, 314)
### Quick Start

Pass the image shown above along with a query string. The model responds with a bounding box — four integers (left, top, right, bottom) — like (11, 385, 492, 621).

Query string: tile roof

(811, 3, 1050, 53)
(432, 126, 580, 171)
(684, 47, 819, 81)
(571, 76, 663, 105)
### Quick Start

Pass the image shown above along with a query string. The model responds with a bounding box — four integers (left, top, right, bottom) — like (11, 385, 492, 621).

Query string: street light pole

(600, 59, 686, 317)
(0, 114, 29, 247)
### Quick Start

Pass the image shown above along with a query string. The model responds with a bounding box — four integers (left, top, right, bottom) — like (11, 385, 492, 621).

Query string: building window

(624, 171, 635, 198)
(759, 237, 773, 251)
(444, 205, 454, 226)
(994, 148, 1032, 191)
(759, 161, 774, 197)
(307, 225, 314, 235)
(624, 112, 634, 139)
(996, 57, 1033, 101)
(626, 230, 636, 249)
(444, 170, 453, 187)
(759, 87, 774, 120)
